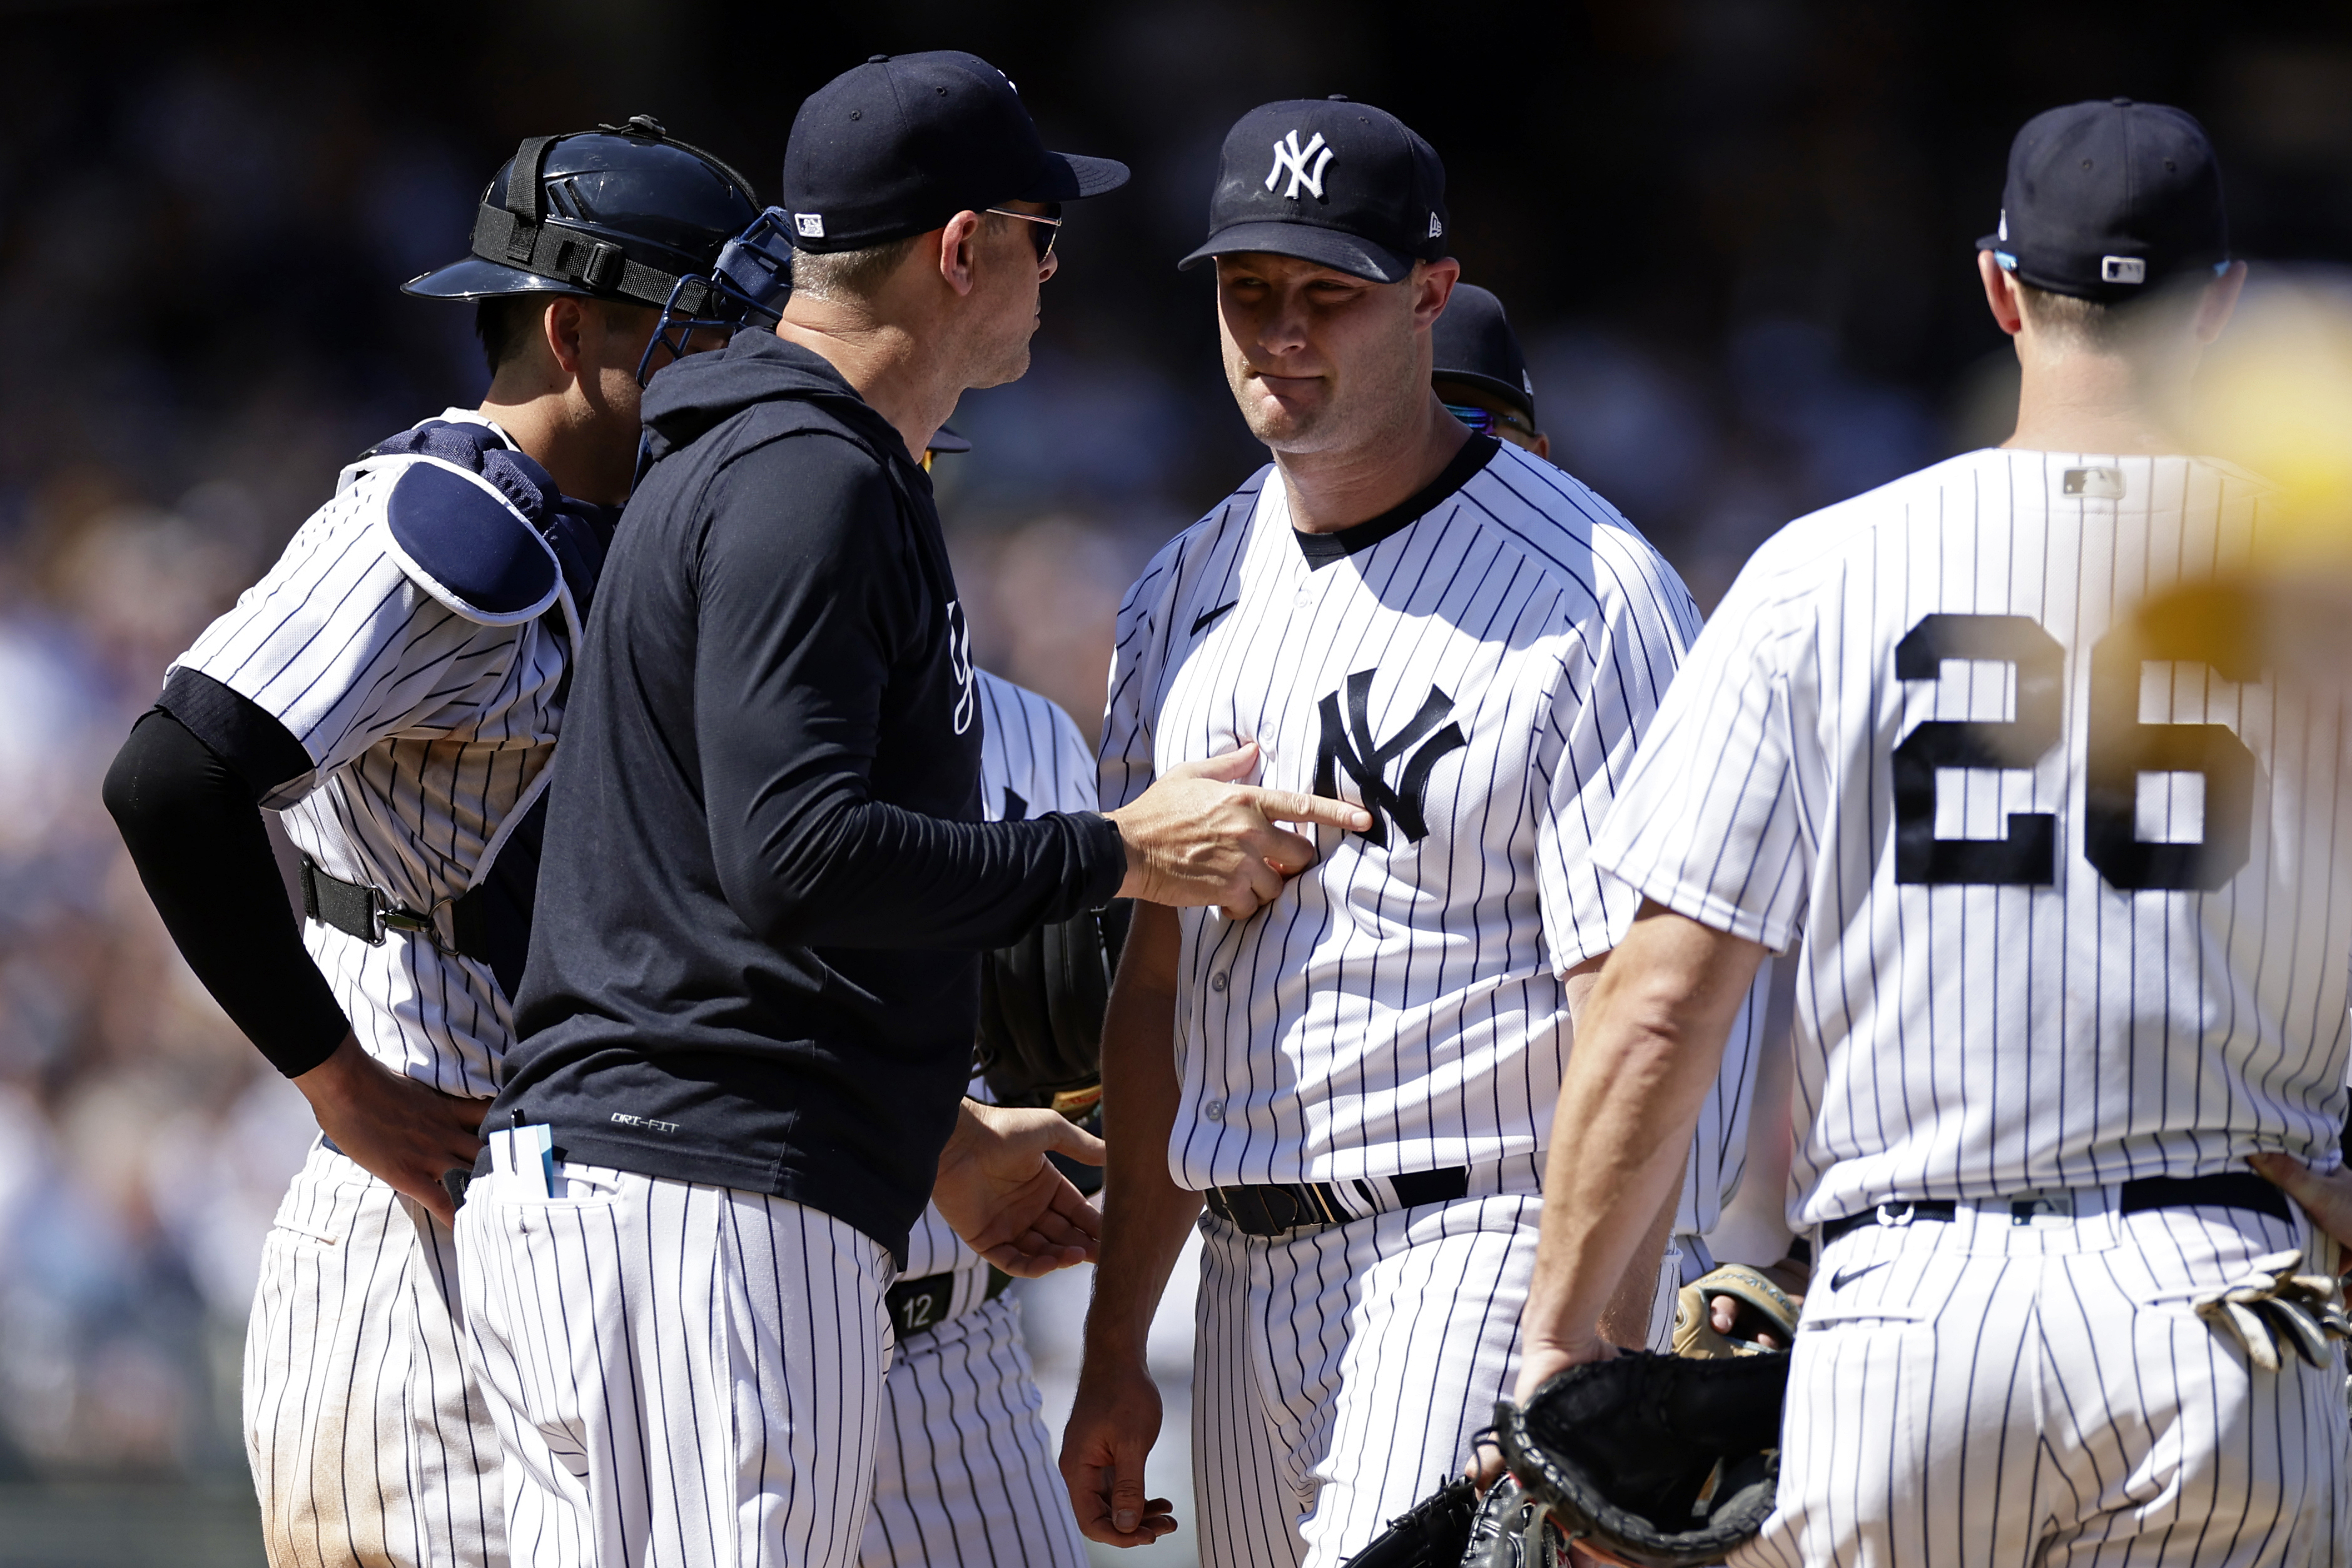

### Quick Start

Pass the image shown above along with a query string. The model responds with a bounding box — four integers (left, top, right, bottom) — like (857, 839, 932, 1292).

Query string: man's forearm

(1521, 906, 1767, 1377)
(1595, 1168, 1685, 1350)
(1087, 904, 1202, 1358)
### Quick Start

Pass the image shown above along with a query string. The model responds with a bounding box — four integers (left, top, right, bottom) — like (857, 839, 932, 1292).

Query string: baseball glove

(1339, 1474, 1479, 1568)
(2191, 1248, 2352, 1373)
(1460, 1475, 1564, 1568)
(1495, 1351, 1788, 1568)
(975, 899, 1132, 1120)
(1672, 1265, 1802, 1360)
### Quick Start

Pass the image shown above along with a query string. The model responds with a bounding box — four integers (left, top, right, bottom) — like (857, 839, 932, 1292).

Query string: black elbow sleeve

(104, 709, 350, 1078)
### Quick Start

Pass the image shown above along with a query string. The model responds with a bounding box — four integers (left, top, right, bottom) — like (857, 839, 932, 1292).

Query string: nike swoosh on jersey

(1190, 599, 1240, 637)
(1830, 1260, 1892, 1290)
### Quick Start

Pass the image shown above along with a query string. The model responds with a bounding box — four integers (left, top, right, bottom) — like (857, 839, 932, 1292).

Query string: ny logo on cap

(794, 213, 825, 238)
(1265, 130, 1334, 201)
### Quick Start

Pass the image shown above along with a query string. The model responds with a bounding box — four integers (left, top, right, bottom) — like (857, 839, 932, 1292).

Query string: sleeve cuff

(272, 1012, 353, 1080)
(1603, 864, 1796, 955)
(1073, 811, 1128, 910)
(160, 666, 318, 805)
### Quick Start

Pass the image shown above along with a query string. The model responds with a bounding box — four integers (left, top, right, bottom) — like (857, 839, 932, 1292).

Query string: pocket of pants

(489, 1163, 629, 1208)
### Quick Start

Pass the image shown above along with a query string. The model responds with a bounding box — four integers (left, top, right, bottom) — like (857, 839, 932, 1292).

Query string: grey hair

(789, 213, 1017, 304)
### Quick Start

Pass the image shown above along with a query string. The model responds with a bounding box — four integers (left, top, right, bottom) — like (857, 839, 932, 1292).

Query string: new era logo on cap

(794, 213, 825, 238)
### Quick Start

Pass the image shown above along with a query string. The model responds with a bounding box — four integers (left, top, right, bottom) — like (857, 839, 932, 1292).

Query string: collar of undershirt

(435, 406, 517, 448)
(1290, 434, 1499, 570)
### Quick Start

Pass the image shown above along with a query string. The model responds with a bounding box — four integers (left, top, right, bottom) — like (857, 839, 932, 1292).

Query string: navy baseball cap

(1977, 99, 2229, 304)
(780, 52, 1128, 253)
(1180, 97, 1449, 284)
(1432, 284, 1533, 420)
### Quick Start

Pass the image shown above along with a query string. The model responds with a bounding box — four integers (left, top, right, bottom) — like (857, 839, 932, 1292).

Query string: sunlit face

(966, 200, 1061, 390)
(1214, 252, 1427, 453)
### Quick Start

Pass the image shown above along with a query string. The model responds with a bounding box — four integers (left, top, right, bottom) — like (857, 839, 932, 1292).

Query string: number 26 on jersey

(1893, 610, 2256, 893)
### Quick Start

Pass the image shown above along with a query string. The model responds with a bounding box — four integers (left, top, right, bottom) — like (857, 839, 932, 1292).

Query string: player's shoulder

(1735, 448, 2027, 599)
(1456, 441, 1695, 620)
(325, 414, 564, 627)
(1122, 463, 1273, 614)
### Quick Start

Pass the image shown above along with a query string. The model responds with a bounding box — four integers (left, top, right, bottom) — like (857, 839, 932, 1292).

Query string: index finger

(1244, 787, 1372, 834)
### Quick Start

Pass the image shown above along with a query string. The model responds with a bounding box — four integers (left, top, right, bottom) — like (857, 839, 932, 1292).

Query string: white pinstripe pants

(859, 1292, 1087, 1568)
(1736, 1196, 2351, 1568)
(455, 1164, 894, 1568)
(1191, 1193, 1543, 1568)
(243, 1139, 503, 1568)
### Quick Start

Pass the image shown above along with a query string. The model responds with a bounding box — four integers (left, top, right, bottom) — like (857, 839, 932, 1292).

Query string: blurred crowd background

(0, 0, 2347, 1523)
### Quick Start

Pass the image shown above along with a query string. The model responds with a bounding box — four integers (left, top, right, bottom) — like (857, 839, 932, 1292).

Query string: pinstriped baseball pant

(243, 1138, 503, 1568)
(1735, 1195, 2351, 1568)
(1191, 1193, 1545, 1568)
(455, 1164, 894, 1568)
(858, 1293, 1088, 1568)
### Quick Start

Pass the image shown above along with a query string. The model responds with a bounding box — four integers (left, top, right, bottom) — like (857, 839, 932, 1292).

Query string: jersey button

(1203, 1099, 1225, 1122)
(1294, 582, 1314, 607)
(1210, 971, 1229, 993)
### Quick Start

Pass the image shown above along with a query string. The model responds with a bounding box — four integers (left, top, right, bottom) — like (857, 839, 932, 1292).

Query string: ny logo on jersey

(1314, 670, 1466, 847)
(1265, 130, 1334, 201)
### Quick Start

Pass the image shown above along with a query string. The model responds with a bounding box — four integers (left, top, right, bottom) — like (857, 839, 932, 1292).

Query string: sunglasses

(984, 203, 1064, 261)
(1442, 401, 1536, 440)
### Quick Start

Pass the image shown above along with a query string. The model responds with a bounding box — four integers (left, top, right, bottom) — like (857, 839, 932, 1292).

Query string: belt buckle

(2008, 1188, 2074, 1228)
(373, 894, 449, 949)
(1875, 1200, 1918, 1229)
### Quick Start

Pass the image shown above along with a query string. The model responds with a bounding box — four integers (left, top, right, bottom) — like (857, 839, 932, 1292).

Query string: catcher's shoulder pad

(374, 455, 562, 626)
(1498, 1351, 1789, 1568)
(1339, 1474, 1478, 1568)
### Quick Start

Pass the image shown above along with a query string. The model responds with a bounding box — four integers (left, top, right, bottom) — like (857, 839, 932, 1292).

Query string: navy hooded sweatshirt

(493, 332, 1127, 1262)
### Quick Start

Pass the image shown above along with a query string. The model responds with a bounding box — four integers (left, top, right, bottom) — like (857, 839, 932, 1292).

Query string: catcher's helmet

(405, 116, 763, 312)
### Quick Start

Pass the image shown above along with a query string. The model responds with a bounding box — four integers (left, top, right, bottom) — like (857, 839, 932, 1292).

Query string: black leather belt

(1204, 1167, 1471, 1237)
(1822, 1171, 2293, 1247)
(886, 1266, 1010, 1340)
(300, 854, 497, 959)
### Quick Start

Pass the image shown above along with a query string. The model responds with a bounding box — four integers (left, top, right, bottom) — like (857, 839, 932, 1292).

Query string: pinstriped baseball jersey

(170, 409, 575, 1099)
(898, 668, 1098, 1280)
(1100, 437, 1711, 1188)
(1594, 448, 2352, 1228)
